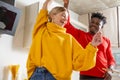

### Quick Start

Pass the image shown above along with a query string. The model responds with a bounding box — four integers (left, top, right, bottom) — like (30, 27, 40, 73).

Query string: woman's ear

(50, 14, 55, 22)
(50, 14, 55, 19)
(48, 14, 54, 22)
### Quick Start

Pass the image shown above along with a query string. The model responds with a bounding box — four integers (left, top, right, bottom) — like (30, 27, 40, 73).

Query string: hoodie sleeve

(72, 37, 98, 71)
(32, 9, 48, 39)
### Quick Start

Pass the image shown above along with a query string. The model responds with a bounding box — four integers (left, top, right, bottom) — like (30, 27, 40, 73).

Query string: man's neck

(89, 31, 95, 35)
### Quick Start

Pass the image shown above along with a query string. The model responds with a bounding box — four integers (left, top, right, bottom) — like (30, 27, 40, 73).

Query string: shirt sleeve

(64, 15, 80, 40)
(106, 39, 116, 67)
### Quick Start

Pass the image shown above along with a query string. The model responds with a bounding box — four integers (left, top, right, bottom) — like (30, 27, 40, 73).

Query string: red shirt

(64, 21, 116, 78)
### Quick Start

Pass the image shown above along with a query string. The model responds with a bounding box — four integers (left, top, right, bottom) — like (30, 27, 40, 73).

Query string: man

(63, 0, 116, 80)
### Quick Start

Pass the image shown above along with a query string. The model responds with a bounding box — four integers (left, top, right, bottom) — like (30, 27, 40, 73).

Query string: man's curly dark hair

(91, 12, 107, 25)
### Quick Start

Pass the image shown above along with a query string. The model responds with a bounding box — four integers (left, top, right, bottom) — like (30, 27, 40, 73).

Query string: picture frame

(0, 1, 21, 36)
(0, 0, 15, 5)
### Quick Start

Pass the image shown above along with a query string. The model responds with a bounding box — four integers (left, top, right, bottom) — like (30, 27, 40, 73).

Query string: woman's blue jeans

(30, 67, 56, 80)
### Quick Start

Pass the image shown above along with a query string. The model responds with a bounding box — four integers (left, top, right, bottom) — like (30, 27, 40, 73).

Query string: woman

(26, 0, 102, 80)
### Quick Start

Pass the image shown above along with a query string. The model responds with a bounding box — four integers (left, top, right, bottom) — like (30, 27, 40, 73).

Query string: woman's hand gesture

(91, 31, 102, 47)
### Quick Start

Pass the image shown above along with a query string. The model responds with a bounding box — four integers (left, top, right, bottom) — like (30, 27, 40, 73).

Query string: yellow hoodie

(26, 9, 98, 80)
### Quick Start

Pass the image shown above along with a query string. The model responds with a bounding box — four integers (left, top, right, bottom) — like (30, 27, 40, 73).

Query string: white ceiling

(54, 0, 120, 15)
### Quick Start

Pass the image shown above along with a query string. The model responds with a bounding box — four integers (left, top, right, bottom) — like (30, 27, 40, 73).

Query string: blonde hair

(48, 7, 67, 22)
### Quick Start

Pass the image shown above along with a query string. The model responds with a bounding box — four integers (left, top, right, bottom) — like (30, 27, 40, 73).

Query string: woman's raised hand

(91, 31, 102, 47)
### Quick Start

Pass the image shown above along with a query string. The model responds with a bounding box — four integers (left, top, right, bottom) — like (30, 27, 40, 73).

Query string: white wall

(0, 0, 37, 80)
(0, 34, 28, 80)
